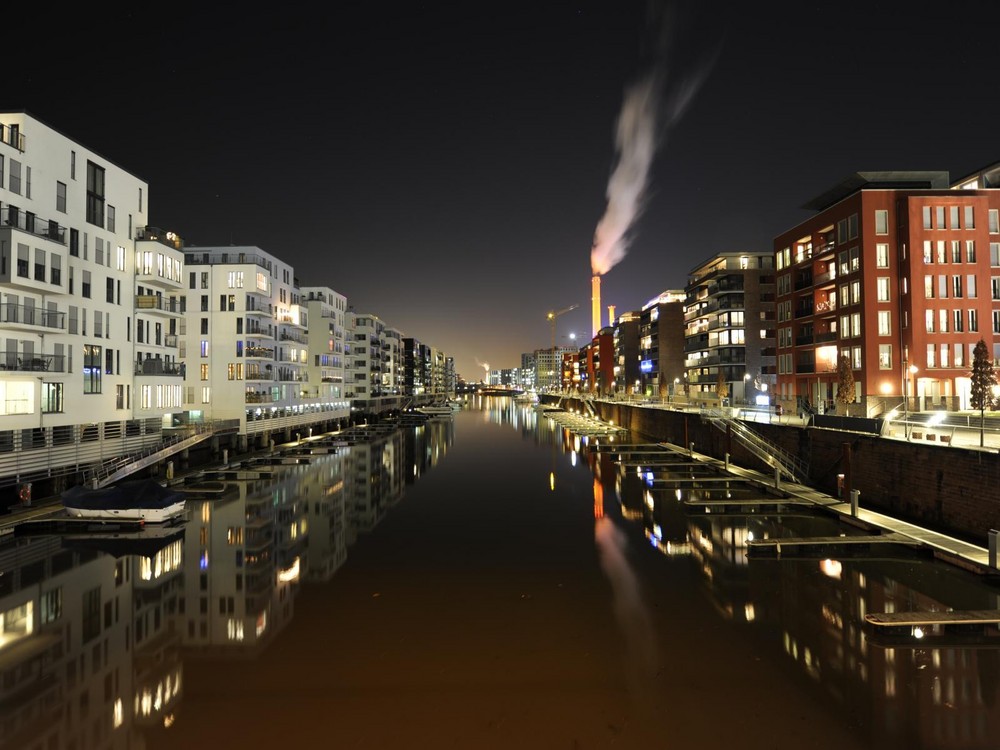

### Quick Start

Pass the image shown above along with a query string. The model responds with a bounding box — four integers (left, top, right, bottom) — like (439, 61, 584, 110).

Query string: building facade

(685, 252, 776, 405)
(774, 171, 1000, 414)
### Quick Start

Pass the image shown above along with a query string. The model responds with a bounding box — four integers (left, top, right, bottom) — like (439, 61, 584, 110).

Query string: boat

(61, 478, 187, 523)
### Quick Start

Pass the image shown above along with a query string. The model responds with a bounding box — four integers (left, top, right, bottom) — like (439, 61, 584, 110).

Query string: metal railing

(87, 419, 239, 488)
(701, 408, 809, 483)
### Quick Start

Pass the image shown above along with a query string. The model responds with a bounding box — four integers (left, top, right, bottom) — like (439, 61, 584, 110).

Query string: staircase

(701, 408, 809, 484)
(86, 421, 235, 488)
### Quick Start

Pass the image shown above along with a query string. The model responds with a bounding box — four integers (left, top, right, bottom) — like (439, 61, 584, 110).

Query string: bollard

(269, 439, 275, 452)
(850, 489, 860, 517)
(222, 449, 229, 464)
(725, 452, 729, 471)
(689, 442, 694, 457)
(166, 461, 175, 480)
(774, 465, 780, 490)
(990, 530, 999, 569)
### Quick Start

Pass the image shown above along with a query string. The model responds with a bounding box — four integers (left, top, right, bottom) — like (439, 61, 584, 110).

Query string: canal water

(3, 395, 1000, 749)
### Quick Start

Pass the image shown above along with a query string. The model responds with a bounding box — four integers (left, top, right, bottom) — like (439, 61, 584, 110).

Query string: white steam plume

(590, 3, 718, 277)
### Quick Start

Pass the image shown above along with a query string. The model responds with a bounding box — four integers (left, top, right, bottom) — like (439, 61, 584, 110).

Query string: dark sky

(9, 2, 1000, 380)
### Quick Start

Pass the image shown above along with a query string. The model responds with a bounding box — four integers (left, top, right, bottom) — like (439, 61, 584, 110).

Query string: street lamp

(743, 372, 751, 405)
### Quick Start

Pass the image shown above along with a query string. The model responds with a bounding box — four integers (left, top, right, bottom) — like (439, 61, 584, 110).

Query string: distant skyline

(8, 2, 1000, 379)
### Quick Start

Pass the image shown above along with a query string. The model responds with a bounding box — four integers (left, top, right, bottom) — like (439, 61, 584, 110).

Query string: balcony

(135, 295, 183, 316)
(1, 123, 25, 151)
(245, 391, 274, 404)
(0, 353, 65, 373)
(137, 334, 178, 349)
(794, 306, 814, 319)
(246, 346, 275, 359)
(135, 226, 184, 250)
(278, 331, 307, 344)
(813, 269, 836, 286)
(0, 203, 65, 245)
(134, 359, 184, 377)
(246, 325, 274, 339)
(0, 304, 65, 332)
(814, 299, 837, 315)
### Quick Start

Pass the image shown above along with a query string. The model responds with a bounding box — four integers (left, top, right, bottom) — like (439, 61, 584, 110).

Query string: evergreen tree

(970, 338, 996, 447)
(836, 354, 855, 415)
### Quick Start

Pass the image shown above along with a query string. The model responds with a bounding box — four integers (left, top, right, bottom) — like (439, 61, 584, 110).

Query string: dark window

(82, 587, 101, 643)
(86, 161, 105, 227)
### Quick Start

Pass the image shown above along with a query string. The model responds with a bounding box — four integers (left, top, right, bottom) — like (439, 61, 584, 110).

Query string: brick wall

(558, 398, 1000, 545)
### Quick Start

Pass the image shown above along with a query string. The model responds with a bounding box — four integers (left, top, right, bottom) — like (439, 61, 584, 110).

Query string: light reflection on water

(1, 395, 998, 749)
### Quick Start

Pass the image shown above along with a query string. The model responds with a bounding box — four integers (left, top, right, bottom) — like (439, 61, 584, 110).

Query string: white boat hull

(63, 500, 186, 523)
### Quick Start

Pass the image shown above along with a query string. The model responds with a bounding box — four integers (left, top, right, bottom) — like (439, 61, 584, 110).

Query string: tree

(715, 369, 729, 406)
(836, 354, 855, 416)
(970, 338, 996, 447)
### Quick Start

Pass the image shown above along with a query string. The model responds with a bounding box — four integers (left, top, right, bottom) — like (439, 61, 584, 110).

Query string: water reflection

(3, 399, 1000, 748)
(0, 418, 453, 749)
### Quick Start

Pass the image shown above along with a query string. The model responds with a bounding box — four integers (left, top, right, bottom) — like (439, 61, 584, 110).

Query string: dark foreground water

(3, 396, 1000, 749)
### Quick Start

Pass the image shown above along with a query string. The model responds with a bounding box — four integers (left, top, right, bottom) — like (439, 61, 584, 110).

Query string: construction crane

(547, 303, 579, 352)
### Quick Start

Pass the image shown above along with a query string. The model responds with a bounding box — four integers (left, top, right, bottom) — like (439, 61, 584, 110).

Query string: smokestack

(608, 305, 616, 327)
(592, 274, 601, 338)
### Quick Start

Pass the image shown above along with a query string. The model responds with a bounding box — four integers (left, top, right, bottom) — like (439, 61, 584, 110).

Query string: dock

(864, 609, 1000, 647)
(747, 532, 927, 559)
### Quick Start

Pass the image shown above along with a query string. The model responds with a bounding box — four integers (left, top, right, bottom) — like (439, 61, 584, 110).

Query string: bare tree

(836, 354, 856, 416)
(970, 338, 997, 447)
(715, 369, 729, 406)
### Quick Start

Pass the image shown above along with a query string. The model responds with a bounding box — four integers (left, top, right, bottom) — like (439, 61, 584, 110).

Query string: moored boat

(61, 478, 187, 523)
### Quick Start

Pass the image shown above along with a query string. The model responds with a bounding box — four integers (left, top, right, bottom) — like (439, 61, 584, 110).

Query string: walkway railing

(701, 408, 809, 484)
(86, 420, 239, 488)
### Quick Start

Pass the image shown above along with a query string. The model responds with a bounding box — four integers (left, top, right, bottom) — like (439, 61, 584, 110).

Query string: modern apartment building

(580, 327, 614, 394)
(0, 112, 453, 504)
(535, 346, 577, 391)
(0, 111, 165, 493)
(773, 170, 1000, 414)
(301, 285, 351, 424)
(638, 290, 686, 398)
(181, 246, 343, 440)
(684, 252, 776, 405)
(612, 310, 640, 395)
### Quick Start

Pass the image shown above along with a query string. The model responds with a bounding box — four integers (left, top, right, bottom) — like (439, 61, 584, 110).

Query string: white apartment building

(301, 285, 351, 424)
(0, 111, 168, 493)
(181, 246, 342, 442)
(347, 312, 407, 416)
(0, 113, 452, 501)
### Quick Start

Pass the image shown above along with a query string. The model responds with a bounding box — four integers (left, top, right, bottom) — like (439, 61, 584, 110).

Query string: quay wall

(554, 398, 1000, 546)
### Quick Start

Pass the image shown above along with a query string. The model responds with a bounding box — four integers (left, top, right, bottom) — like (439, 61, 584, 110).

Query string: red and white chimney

(591, 274, 601, 338)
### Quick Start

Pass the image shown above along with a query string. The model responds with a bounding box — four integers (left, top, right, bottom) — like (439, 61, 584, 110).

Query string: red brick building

(774, 168, 1000, 415)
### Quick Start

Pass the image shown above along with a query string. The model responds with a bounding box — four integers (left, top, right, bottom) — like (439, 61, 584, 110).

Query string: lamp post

(743, 372, 751, 405)
(904, 361, 918, 440)
(902, 358, 908, 438)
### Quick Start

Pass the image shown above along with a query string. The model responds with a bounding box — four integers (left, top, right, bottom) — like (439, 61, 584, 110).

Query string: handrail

(86, 420, 235, 488)
(701, 408, 809, 483)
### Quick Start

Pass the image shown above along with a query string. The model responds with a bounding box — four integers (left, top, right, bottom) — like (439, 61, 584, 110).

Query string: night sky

(8, 2, 1000, 380)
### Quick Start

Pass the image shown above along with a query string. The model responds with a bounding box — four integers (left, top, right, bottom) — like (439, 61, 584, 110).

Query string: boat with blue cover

(61, 478, 187, 523)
